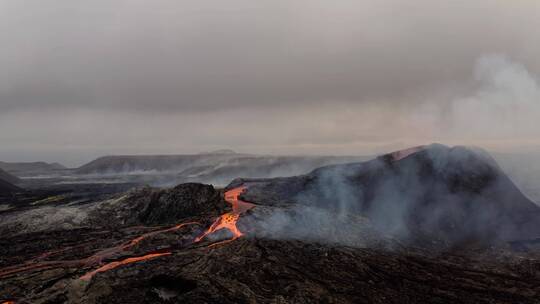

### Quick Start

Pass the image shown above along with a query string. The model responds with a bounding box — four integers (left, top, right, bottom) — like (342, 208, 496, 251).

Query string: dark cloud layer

(0, 1, 539, 165)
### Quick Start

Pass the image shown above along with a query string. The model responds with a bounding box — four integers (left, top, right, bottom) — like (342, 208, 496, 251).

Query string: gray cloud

(0, 1, 539, 165)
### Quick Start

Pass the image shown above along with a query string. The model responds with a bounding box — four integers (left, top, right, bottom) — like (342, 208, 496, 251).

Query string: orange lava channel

(79, 252, 171, 281)
(0, 222, 198, 279)
(0, 188, 254, 281)
(195, 186, 254, 243)
(82, 221, 198, 266)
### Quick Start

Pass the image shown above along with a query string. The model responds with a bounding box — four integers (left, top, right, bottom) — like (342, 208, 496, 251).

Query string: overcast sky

(0, 0, 539, 166)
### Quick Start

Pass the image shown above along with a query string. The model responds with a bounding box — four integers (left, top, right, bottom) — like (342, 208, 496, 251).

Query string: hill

(0, 176, 21, 195)
(0, 161, 66, 176)
(0, 168, 21, 185)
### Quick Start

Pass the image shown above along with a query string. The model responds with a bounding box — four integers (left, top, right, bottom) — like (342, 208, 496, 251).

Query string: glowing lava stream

(82, 221, 199, 266)
(0, 187, 254, 281)
(79, 252, 171, 281)
(0, 222, 198, 279)
(77, 221, 200, 280)
(194, 186, 254, 244)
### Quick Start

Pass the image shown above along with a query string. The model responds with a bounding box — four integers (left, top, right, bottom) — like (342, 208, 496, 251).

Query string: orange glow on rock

(195, 186, 254, 244)
(79, 252, 171, 281)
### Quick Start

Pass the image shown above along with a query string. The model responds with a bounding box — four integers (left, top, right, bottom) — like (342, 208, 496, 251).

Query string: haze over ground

(0, 0, 539, 166)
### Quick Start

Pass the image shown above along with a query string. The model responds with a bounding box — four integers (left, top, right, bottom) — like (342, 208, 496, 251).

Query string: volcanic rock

(0, 183, 225, 238)
(121, 183, 227, 226)
(1, 236, 539, 304)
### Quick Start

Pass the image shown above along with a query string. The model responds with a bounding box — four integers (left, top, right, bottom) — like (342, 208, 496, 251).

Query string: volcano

(236, 144, 540, 245)
(1, 144, 539, 303)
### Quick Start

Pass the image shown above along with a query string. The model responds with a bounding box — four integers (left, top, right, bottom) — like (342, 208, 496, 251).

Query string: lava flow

(0, 187, 254, 283)
(82, 221, 198, 266)
(0, 222, 198, 279)
(79, 252, 171, 281)
(194, 186, 254, 244)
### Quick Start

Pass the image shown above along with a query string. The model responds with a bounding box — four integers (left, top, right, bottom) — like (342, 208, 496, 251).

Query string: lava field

(1, 145, 540, 303)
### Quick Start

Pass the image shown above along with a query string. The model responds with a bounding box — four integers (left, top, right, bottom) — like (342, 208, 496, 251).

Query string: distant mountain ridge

(74, 153, 369, 181)
(0, 161, 66, 176)
(75, 153, 251, 174)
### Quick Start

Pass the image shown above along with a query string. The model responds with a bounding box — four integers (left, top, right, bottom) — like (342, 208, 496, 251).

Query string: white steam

(444, 54, 540, 141)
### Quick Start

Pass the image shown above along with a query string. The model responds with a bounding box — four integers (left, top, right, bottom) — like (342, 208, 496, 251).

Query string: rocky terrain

(1, 145, 539, 303)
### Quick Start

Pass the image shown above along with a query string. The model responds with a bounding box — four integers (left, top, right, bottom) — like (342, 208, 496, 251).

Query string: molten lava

(195, 186, 254, 244)
(0, 186, 256, 283)
(79, 252, 171, 281)
(82, 221, 199, 266)
(0, 222, 198, 279)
